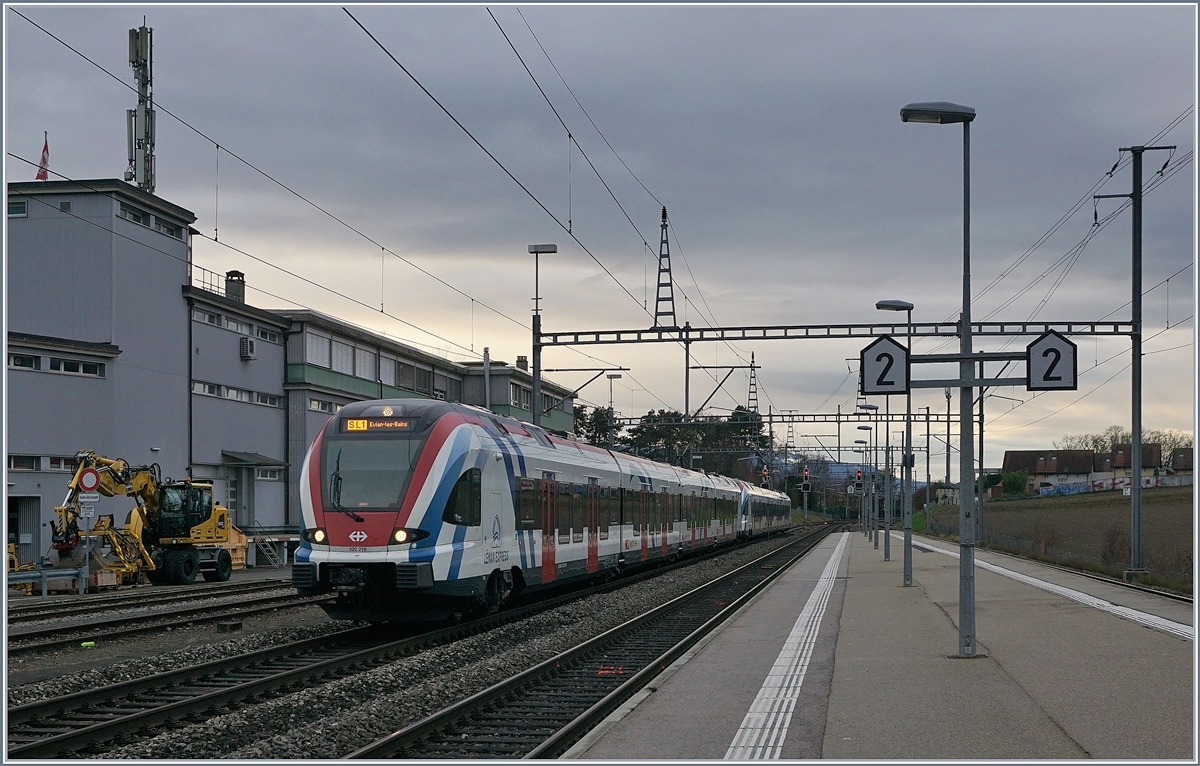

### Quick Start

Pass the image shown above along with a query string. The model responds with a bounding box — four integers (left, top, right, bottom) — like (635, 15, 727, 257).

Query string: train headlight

(302, 528, 328, 544)
(390, 528, 428, 545)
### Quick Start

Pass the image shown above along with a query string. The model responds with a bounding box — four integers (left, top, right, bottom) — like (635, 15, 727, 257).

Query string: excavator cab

(157, 485, 214, 538)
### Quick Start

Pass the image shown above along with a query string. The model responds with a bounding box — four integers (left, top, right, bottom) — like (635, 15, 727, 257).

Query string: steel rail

(346, 525, 840, 759)
(6, 580, 292, 623)
(7, 528, 820, 758)
(7, 593, 333, 655)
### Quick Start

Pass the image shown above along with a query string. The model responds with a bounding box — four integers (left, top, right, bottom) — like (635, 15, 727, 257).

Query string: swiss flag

(35, 132, 48, 180)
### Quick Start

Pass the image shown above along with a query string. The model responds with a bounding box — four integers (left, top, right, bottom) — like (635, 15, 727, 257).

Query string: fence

(922, 520, 1190, 584)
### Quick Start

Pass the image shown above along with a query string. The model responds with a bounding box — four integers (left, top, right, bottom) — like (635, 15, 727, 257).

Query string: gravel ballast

(94, 532, 810, 759)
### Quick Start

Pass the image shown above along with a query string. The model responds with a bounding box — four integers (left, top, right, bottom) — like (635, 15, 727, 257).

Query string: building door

(225, 466, 255, 529)
(7, 496, 40, 566)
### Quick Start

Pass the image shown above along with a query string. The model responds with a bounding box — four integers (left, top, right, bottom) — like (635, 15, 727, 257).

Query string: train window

(571, 485, 585, 543)
(517, 478, 538, 530)
(599, 487, 611, 540)
(441, 468, 481, 526)
(557, 482, 571, 544)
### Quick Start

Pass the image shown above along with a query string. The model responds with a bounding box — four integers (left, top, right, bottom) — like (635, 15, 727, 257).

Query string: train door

(586, 479, 599, 573)
(660, 489, 670, 557)
(539, 473, 556, 583)
(639, 486, 649, 561)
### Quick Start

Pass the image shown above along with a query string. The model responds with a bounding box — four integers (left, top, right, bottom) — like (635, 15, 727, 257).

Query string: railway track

(7, 591, 332, 656)
(6, 579, 293, 624)
(7, 526, 828, 758)
(348, 524, 842, 759)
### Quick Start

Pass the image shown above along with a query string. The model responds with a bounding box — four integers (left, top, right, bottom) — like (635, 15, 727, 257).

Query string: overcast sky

(5, 4, 1196, 478)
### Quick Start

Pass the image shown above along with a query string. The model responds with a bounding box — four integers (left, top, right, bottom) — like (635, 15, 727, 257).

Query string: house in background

(1169, 447, 1193, 476)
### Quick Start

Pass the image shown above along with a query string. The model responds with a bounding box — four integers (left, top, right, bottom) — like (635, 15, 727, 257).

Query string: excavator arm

(53, 451, 161, 553)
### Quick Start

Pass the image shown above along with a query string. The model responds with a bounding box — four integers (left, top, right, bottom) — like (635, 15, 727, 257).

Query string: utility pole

(654, 207, 677, 329)
(944, 387, 952, 493)
(1096, 143, 1174, 577)
(125, 24, 155, 193)
(883, 397, 892, 561)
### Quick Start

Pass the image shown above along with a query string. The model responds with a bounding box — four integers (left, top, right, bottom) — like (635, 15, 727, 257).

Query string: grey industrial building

(6, 179, 574, 566)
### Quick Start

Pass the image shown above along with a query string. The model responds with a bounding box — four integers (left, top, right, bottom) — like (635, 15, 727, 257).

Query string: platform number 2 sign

(1026, 331, 1077, 391)
(860, 336, 909, 395)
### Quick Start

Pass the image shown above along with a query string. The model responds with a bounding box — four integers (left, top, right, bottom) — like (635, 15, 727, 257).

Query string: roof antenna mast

(125, 23, 155, 193)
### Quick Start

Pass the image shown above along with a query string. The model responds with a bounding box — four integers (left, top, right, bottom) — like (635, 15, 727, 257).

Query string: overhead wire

(504, 6, 776, 413)
(486, 6, 751, 412)
(10, 7, 678, 407)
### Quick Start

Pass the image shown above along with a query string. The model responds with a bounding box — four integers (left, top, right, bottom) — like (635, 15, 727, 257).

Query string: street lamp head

(857, 403, 879, 411)
(606, 373, 622, 380)
(854, 439, 868, 445)
(875, 299, 915, 312)
(900, 101, 976, 124)
(528, 244, 557, 254)
(857, 425, 872, 431)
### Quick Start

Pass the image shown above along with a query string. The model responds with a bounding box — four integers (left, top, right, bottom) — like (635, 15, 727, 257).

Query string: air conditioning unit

(239, 336, 257, 361)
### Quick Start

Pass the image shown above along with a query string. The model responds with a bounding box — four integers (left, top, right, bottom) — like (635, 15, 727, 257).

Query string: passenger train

(292, 400, 792, 621)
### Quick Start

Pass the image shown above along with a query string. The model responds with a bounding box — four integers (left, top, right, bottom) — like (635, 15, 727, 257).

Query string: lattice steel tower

(654, 207, 677, 328)
(747, 353, 759, 413)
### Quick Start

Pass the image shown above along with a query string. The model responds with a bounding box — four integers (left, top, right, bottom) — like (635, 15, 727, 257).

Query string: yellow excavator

(53, 451, 246, 586)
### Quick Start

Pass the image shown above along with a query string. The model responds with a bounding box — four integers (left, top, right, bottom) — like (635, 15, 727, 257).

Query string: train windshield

(321, 436, 426, 512)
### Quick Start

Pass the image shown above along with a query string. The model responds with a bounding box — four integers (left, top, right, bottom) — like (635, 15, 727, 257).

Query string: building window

(542, 393, 555, 414)
(397, 361, 416, 391)
(309, 398, 340, 414)
(447, 377, 462, 403)
(48, 456, 78, 472)
(60, 201, 72, 213)
(224, 317, 252, 335)
(380, 356, 397, 387)
(255, 468, 282, 481)
(8, 455, 39, 471)
(355, 348, 377, 381)
(331, 340, 354, 375)
(411, 367, 430, 394)
(154, 219, 182, 239)
(8, 353, 39, 370)
(193, 381, 222, 397)
(255, 392, 281, 407)
(510, 382, 522, 408)
(119, 203, 150, 226)
(192, 309, 219, 325)
(224, 387, 251, 402)
(7, 199, 27, 217)
(49, 358, 105, 377)
(256, 327, 280, 344)
(306, 332, 331, 368)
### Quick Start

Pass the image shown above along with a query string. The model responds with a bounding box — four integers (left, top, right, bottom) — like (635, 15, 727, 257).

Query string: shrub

(1100, 526, 1131, 565)
(1001, 470, 1027, 495)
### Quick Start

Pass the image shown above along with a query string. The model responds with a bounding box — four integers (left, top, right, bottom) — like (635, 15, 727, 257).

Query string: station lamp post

(606, 373, 622, 449)
(877, 299, 915, 585)
(854, 441, 868, 535)
(857, 424, 875, 545)
(528, 244, 557, 427)
(857, 402, 879, 550)
(901, 100, 978, 657)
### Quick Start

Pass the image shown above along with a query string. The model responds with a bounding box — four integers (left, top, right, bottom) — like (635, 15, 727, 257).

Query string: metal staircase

(252, 522, 284, 568)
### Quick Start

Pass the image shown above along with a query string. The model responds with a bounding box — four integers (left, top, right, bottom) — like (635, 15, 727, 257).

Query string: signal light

(856, 469, 863, 481)
(802, 467, 809, 480)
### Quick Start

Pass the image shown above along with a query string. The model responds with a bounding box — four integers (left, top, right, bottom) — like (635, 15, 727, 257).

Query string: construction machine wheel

(203, 549, 233, 582)
(146, 549, 168, 584)
(166, 549, 199, 585)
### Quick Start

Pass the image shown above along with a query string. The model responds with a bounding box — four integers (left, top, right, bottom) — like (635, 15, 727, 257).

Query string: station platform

(566, 529, 1194, 760)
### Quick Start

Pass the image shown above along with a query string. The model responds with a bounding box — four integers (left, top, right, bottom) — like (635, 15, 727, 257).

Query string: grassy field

(926, 485, 1193, 585)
